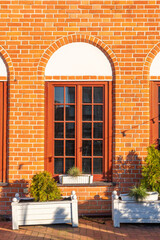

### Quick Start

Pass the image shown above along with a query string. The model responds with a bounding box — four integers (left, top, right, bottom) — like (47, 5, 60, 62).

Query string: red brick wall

(0, 0, 159, 215)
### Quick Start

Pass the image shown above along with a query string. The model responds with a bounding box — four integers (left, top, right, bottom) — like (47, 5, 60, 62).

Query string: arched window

(0, 56, 7, 183)
(45, 43, 113, 181)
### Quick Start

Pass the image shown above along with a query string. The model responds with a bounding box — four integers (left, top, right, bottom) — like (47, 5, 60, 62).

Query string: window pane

(65, 158, 75, 173)
(94, 87, 103, 103)
(54, 158, 63, 174)
(94, 105, 103, 121)
(94, 123, 103, 138)
(66, 140, 75, 156)
(159, 105, 160, 120)
(93, 158, 102, 174)
(54, 87, 64, 103)
(82, 140, 92, 156)
(55, 123, 64, 138)
(82, 158, 91, 174)
(93, 140, 102, 156)
(55, 105, 64, 121)
(55, 140, 64, 156)
(82, 123, 92, 138)
(159, 87, 160, 103)
(83, 87, 92, 103)
(66, 105, 75, 121)
(82, 105, 92, 121)
(66, 123, 75, 138)
(66, 87, 75, 103)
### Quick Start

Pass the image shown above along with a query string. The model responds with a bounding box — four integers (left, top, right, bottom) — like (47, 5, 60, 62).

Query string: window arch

(45, 42, 113, 181)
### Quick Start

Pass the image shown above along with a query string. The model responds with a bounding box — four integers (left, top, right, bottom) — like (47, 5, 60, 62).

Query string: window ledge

(57, 181, 116, 187)
(0, 182, 8, 187)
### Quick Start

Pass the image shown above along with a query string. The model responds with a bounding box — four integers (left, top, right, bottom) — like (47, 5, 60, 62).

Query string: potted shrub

(59, 167, 93, 184)
(12, 171, 78, 230)
(112, 145, 160, 227)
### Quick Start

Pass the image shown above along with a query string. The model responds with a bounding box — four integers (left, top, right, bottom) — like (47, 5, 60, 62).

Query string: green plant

(129, 185, 148, 201)
(141, 145, 160, 193)
(67, 167, 81, 177)
(30, 171, 61, 202)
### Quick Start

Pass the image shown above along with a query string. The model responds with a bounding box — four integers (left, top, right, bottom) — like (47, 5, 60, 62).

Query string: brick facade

(0, 0, 159, 216)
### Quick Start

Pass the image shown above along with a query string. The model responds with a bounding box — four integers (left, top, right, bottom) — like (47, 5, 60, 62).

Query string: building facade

(0, 0, 159, 216)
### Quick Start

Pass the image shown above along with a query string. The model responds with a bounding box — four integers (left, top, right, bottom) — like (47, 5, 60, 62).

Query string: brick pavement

(0, 218, 160, 240)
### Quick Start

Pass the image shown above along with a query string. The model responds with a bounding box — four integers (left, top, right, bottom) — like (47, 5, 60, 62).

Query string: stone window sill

(57, 181, 116, 187)
(0, 182, 9, 187)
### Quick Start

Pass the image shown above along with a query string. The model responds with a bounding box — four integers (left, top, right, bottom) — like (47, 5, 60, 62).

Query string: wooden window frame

(150, 81, 160, 146)
(45, 81, 112, 182)
(0, 82, 7, 183)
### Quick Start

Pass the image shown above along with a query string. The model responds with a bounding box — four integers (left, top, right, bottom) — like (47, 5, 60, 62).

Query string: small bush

(129, 185, 148, 201)
(67, 167, 81, 177)
(141, 145, 160, 193)
(30, 171, 61, 202)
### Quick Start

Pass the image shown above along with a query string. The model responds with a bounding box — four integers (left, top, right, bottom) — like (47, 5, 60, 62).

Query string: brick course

(0, 0, 159, 215)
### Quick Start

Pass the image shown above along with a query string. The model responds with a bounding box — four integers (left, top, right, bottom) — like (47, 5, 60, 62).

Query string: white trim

(150, 52, 160, 76)
(0, 57, 7, 77)
(45, 43, 112, 77)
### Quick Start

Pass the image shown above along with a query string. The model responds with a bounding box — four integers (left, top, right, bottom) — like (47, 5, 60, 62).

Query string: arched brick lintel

(0, 45, 15, 81)
(37, 34, 120, 80)
(143, 42, 160, 81)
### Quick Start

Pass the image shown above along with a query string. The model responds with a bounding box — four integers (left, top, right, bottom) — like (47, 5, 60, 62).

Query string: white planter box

(120, 192, 158, 201)
(112, 191, 160, 227)
(59, 174, 93, 184)
(12, 191, 78, 230)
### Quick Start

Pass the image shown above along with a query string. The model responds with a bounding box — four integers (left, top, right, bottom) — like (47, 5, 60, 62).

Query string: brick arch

(143, 42, 160, 81)
(37, 34, 120, 79)
(0, 45, 15, 81)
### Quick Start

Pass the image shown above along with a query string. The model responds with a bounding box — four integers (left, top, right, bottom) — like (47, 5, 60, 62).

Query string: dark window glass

(66, 105, 75, 121)
(55, 105, 64, 121)
(65, 158, 75, 173)
(94, 123, 103, 138)
(83, 87, 92, 103)
(54, 87, 64, 103)
(66, 123, 75, 138)
(82, 158, 91, 173)
(55, 123, 64, 138)
(82, 140, 92, 156)
(159, 123, 160, 139)
(66, 87, 75, 103)
(55, 140, 64, 156)
(82, 105, 92, 121)
(159, 105, 160, 120)
(82, 123, 92, 138)
(94, 87, 103, 103)
(54, 158, 63, 174)
(94, 105, 103, 121)
(93, 140, 102, 156)
(159, 87, 160, 103)
(66, 140, 75, 156)
(93, 158, 102, 174)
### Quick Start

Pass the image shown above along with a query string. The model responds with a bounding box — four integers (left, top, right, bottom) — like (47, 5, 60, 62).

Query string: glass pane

(54, 158, 63, 174)
(66, 105, 75, 121)
(82, 105, 92, 121)
(54, 87, 64, 103)
(66, 123, 75, 138)
(55, 105, 64, 121)
(94, 123, 103, 138)
(93, 140, 102, 156)
(159, 105, 160, 120)
(93, 158, 102, 174)
(66, 87, 75, 103)
(82, 140, 92, 156)
(55, 140, 64, 156)
(159, 87, 160, 103)
(159, 123, 160, 138)
(65, 158, 75, 173)
(66, 140, 75, 156)
(82, 158, 91, 174)
(83, 87, 92, 103)
(55, 123, 63, 138)
(94, 105, 103, 121)
(94, 87, 103, 103)
(82, 123, 92, 138)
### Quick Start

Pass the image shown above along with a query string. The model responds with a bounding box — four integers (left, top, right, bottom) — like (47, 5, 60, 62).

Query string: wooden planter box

(112, 191, 160, 227)
(59, 174, 93, 184)
(12, 191, 78, 230)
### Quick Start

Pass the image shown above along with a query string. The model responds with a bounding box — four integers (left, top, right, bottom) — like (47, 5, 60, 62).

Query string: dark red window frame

(45, 81, 112, 182)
